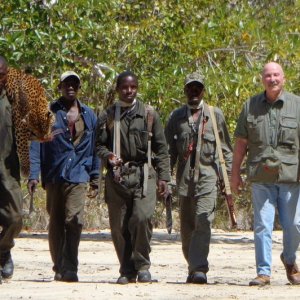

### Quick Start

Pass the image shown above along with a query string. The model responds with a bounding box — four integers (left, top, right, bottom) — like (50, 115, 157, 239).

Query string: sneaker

(191, 272, 207, 284)
(249, 275, 270, 286)
(280, 253, 300, 285)
(137, 270, 151, 283)
(0, 252, 14, 279)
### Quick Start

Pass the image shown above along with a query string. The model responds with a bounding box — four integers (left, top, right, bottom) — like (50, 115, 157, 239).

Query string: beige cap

(60, 71, 80, 82)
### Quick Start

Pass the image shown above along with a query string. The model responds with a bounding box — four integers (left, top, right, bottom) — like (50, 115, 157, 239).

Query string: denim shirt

(29, 99, 100, 186)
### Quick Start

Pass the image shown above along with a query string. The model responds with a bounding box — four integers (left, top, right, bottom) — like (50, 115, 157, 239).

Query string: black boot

(0, 252, 14, 279)
(137, 270, 151, 283)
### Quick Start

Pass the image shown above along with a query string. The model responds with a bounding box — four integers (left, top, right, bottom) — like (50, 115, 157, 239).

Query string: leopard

(5, 67, 55, 177)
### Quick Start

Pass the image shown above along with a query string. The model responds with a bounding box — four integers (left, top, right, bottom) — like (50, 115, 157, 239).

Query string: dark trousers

(0, 175, 22, 259)
(105, 169, 156, 276)
(179, 185, 216, 274)
(45, 182, 86, 274)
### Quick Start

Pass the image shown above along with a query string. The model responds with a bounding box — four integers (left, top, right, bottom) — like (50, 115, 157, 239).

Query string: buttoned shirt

(235, 91, 286, 147)
(165, 103, 232, 197)
(29, 98, 100, 186)
(96, 100, 170, 181)
(235, 91, 300, 183)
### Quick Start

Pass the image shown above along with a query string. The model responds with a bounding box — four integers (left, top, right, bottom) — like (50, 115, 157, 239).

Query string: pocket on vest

(247, 115, 264, 144)
(278, 118, 297, 146)
(279, 156, 298, 182)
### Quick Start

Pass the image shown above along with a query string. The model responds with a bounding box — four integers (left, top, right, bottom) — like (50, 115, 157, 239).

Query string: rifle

(218, 175, 237, 228)
(164, 193, 173, 234)
(208, 106, 237, 229)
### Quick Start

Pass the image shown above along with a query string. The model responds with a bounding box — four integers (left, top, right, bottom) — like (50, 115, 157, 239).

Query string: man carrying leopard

(0, 55, 23, 283)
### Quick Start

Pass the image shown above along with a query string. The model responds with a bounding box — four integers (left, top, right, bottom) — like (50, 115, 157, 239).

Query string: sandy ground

(1, 229, 300, 300)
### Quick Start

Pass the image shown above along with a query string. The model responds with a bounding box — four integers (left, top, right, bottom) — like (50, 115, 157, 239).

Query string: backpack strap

(113, 104, 121, 159)
(145, 104, 154, 167)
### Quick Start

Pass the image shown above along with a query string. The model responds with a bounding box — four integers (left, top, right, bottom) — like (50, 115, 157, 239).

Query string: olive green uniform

(234, 90, 300, 278)
(165, 103, 232, 274)
(96, 100, 170, 277)
(235, 91, 300, 183)
(0, 89, 22, 265)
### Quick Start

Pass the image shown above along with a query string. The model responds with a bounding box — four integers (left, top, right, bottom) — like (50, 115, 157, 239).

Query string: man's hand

(230, 174, 243, 194)
(158, 180, 169, 198)
(27, 179, 38, 195)
(108, 153, 123, 167)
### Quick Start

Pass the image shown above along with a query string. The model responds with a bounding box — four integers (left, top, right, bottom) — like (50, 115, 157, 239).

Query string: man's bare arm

(231, 137, 248, 194)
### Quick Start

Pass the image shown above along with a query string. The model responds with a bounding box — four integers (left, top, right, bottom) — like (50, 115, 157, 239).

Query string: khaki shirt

(165, 103, 232, 197)
(235, 91, 300, 183)
(96, 100, 170, 182)
(0, 89, 20, 180)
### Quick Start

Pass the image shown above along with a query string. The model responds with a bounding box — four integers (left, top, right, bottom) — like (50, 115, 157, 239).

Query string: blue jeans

(252, 183, 300, 276)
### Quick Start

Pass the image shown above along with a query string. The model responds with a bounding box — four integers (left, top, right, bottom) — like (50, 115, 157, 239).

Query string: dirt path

(1, 229, 299, 299)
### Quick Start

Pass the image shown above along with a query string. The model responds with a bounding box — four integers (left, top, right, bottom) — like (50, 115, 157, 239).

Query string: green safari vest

(245, 92, 300, 183)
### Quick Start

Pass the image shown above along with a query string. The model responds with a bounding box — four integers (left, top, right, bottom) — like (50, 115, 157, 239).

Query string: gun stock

(219, 178, 237, 228)
(165, 193, 173, 234)
(224, 192, 237, 228)
(208, 106, 237, 229)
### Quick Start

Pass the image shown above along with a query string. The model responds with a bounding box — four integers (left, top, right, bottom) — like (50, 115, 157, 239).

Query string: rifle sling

(208, 106, 231, 196)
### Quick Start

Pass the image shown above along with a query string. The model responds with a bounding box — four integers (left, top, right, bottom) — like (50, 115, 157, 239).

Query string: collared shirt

(29, 98, 100, 186)
(235, 91, 286, 147)
(234, 90, 300, 183)
(165, 103, 232, 197)
(96, 100, 170, 181)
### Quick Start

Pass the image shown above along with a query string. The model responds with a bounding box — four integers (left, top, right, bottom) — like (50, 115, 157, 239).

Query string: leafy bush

(3, 0, 298, 230)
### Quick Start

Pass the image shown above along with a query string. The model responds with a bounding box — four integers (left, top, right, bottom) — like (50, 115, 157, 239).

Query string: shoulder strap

(145, 104, 154, 167)
(208, 106, 231, 195)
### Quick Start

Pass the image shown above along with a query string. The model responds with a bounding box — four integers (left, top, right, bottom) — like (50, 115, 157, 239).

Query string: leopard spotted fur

(5, 67, 54, 177)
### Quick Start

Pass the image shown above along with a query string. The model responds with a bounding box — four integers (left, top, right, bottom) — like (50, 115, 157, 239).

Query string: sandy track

(1, 229, 299, 299)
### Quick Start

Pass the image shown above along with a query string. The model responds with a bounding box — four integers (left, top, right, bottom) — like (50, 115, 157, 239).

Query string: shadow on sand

(19, 230, 255, 245)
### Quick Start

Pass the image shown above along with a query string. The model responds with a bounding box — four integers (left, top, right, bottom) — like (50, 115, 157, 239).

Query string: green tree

(2, 0, 300, 125)
(2, 0, 300, 228)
